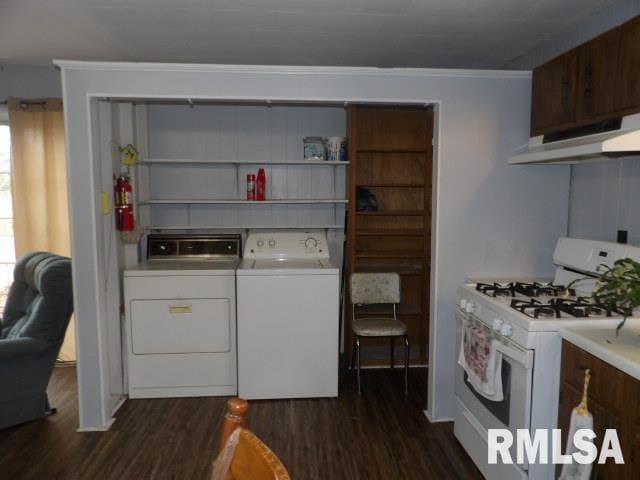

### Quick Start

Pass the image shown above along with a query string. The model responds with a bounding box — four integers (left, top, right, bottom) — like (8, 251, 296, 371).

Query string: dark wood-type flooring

(0, 366, 482, 479)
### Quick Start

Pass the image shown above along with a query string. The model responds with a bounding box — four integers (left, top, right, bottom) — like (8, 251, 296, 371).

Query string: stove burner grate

(475, 282, 515, 297)
(511, 297, 620, 319)
(511, 299, 560, 318)
(476, 281, 574, 298)
(513, 282, 574, 298)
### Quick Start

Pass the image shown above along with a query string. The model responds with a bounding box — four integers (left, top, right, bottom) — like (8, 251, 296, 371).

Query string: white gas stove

(453, 237, 640, 480)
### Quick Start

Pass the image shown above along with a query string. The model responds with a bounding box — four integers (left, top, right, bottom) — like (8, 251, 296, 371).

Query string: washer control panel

(244, 231, 330, 259)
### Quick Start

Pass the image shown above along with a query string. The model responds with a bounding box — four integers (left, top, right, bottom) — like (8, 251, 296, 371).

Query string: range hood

(509, 114, 640, 165)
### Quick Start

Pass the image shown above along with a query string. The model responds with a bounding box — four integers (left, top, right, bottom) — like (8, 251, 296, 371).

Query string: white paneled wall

(569, 156, 640, 244)
(145, 104, 347, 229)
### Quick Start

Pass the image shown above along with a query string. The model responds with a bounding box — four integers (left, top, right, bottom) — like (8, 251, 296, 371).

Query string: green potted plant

(585, 258, 640, 334)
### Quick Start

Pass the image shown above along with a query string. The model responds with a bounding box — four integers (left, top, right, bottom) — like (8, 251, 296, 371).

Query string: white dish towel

(458, 321, 504, 402)
(559, 369, 594, 480)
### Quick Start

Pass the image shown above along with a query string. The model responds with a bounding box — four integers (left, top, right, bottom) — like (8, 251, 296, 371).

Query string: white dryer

(123, 235, 240, 398)
(236, 231, 340, 399)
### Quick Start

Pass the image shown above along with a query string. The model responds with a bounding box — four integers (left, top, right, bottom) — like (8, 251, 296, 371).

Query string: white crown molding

(53, 60, 531, 79)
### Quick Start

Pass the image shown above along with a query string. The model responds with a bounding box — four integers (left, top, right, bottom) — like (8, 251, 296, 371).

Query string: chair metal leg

(350, 337, 357, 370)
(356, 336, 362, 395)
(390, 337, 395, 369)
(404, 335, 410, 396)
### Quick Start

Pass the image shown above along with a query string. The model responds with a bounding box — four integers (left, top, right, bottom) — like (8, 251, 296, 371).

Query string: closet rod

(0, 99, 52, 106)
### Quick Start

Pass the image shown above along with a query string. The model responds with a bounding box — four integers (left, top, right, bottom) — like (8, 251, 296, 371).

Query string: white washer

(236, 231, 340, 399)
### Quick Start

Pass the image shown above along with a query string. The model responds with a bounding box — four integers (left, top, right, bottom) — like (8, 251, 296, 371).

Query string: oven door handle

(494, 341, 534, 370)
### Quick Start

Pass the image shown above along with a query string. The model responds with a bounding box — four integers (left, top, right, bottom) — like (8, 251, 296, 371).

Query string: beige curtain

(8, 98, 75, 361)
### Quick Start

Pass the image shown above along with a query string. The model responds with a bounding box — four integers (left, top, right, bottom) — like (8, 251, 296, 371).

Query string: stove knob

(500, 323, 513, 337)
(256, 239, 264, 248)
(459, 298, 467, 309)
(492, 318, 504, 331)
(268, 239, 276, 248)
(465, 301, 475, 313)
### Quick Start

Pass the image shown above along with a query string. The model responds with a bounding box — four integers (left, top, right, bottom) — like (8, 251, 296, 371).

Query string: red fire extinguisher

(114, 174, 135, 231)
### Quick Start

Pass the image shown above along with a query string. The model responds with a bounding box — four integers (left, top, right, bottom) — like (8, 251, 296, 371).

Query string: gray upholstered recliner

(0, 252, 73, 429)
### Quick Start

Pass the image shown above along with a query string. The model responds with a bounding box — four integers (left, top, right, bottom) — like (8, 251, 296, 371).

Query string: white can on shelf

(324, 136, 347, 161)
(303, 137, 326, 161)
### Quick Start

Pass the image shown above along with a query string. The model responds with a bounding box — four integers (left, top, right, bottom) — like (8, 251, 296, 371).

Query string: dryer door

(130, 298, 230, 354)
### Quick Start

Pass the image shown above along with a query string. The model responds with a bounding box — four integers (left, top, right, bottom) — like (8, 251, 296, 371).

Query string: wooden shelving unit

(346, 104, 434, 367)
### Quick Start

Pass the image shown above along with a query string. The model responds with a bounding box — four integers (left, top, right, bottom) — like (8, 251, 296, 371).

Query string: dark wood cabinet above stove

(531, 15, 640, 137)
(531, 51, 579, 134)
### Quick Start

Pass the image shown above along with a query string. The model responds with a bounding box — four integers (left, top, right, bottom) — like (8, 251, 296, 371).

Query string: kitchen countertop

(559, 319, 640, 381)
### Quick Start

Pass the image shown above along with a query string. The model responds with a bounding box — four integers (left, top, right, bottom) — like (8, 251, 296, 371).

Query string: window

(0, 122, 15, 310)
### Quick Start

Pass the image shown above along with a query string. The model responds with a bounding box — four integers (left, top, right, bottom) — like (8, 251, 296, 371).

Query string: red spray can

(256, 168, 266, 201)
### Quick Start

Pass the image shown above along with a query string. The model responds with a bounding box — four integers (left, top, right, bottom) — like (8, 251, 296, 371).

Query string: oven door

(454, 309, 533, 470)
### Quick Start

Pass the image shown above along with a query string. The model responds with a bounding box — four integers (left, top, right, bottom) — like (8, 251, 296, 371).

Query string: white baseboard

(423, 409, 454, 423)
(76, 416, 116, 432)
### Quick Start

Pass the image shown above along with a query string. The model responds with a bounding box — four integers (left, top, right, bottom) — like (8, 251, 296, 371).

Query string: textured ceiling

(0, 0, 620, 69)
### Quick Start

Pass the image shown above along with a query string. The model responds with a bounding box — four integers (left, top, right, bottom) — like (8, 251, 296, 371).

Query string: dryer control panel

(244, 231, 330, 259)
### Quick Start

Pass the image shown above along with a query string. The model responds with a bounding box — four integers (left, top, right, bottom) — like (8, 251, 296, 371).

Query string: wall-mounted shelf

(138, 104, 348, 234)
(142, 158, 349, 166)
(147, 225, 344, 230)
(141, 198, 348, 205)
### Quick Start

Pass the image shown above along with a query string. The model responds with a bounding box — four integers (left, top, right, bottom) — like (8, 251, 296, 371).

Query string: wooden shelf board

(356, 228, 425, 236)
(143, 198, 348, 205)
(142, 158, 350, 166)
(355, 251, 424, 259)
(355, 210, 424, 216)
(358, 311, 423, 317)
(146, 224, 344, 230)
(357, 183, 425, 188)
(355, 263, 423, 272)
(355, 148, 427, 154)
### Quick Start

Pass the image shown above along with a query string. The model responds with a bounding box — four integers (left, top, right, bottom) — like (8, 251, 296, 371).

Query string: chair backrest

(0, 252, 73, 345)
(213, 398, 290, 480)
(350, 272, 401, 305)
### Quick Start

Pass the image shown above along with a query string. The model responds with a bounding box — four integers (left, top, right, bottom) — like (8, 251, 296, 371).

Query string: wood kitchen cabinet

(577, 28, 622, 121)
(346, 105, 433, 366)
(617, 16, 640, 113)
(531, 51, 578, 135)
(559, 340, 639, 478)
(531, 15, 640, 136)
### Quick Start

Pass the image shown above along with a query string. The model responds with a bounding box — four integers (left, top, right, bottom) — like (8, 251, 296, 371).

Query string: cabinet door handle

(169, 304, 192, 315)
